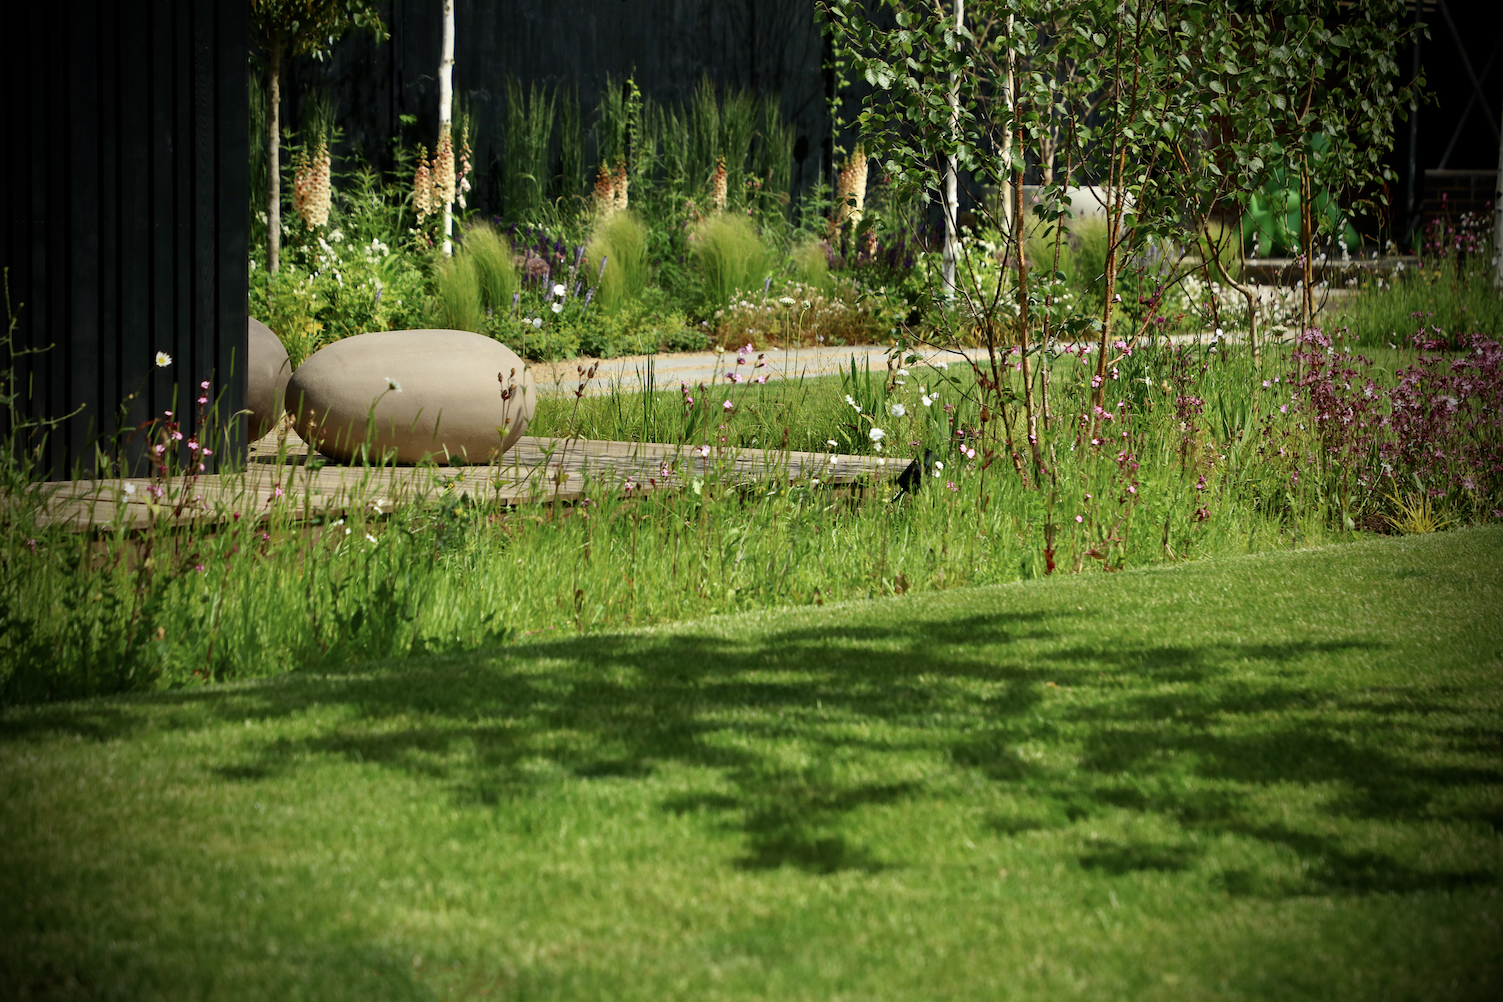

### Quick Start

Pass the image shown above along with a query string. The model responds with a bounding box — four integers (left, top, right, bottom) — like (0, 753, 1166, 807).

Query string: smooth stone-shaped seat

(285, 329, 536, 464)
(247, 317, 292, 441)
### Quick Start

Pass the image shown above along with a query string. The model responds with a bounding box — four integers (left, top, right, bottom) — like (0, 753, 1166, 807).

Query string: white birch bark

(941, 0, 964, 301)
(998, 13, 1014, 237)
(268, 37, 282, 275)
(439, 0, 455, 257)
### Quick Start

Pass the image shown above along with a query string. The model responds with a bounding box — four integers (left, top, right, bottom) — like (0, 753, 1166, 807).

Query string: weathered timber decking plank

(31, 432, 894, 531)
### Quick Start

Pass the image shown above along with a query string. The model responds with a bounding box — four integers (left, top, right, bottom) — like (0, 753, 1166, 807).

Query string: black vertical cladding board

(0, 0, 247, 479)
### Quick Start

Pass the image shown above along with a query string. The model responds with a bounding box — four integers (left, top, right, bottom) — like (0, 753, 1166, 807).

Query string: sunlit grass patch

(2, 527, 1499, 999)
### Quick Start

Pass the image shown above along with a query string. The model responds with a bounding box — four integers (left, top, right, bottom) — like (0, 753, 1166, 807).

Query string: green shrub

(557, 289, 694, 358)
(586, 211, 651, 313)
(693, 213, 771, 312)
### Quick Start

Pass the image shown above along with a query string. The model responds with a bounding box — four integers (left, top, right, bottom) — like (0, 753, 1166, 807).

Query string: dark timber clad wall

(2, 1, 248, 479)
(279, 0, 832, 214)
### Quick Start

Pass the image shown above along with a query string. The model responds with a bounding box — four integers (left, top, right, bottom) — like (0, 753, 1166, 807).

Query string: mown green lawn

(3, 527, 1501, 1001)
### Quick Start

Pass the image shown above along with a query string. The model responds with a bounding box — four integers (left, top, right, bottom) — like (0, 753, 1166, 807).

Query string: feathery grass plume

(461, 221, 520, 313)
(412, 144, 435, 226)
(292, 134, 332, 228)
(693, 212, 768, 311)
(834, 145, 869, 232)
(586, 210, 650, 312)
(710, 157, 728, 212)
(435, 251, 484, 332)
(791, 240, 832, 292)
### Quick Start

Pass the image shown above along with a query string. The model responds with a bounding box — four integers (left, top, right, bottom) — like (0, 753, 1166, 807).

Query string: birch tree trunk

(439, 0, 455, 257)
(267, 35, 282, 275)
(998, 13, 1014, 237)
(941, 0, 963, 301)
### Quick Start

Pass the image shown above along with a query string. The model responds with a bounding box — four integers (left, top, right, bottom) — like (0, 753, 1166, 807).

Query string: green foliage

(249, 0, 387, 60)
(1240, 136, 1361, 256)
(586, 211, 651, 313)
(692, 213, 773, 313)
(1332, 253, 1503, 348)
(461, 221, 521, 314)
(503, 75, 557, 222)
(434, 252, 484, 333)
(557, 83, 586, 207)
(572, 288, 691, 358)
(790, 240, 832, 292)
(250, 231, 429, 368)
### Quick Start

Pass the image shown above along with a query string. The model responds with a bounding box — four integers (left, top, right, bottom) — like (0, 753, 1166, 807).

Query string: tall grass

(790, 240, 831, 291)
(9, 317, 1497, 704)
(503, 75, 557, 222)
(434, 252, 484, 332)
(586, 211, 651, 312)
(1333, 253, 1503, 347)
(557, 83, 585, 207)
(462, 221, 521, 313)
(693, 213, 772, 311)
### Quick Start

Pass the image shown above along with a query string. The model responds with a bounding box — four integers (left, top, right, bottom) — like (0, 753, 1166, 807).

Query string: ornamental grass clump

(434, 251, 484, 333)
(586, 210, 650, 312)
(692, 213, 770, 315)
(461, 221, 520, 314)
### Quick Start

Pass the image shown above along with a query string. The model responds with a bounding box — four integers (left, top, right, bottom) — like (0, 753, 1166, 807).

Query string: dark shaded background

(272, 0, 837, 212)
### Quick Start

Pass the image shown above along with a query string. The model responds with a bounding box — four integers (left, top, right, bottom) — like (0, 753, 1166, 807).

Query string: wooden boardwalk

(34, 429, 894, 532)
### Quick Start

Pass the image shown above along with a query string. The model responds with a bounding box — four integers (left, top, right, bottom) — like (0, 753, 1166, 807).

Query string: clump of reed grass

(586, 211, 651, 312)
(503, 75, 556, 222)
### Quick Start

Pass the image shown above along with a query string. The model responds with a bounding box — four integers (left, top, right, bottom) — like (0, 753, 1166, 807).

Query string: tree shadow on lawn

(5, 610, 1499, 891)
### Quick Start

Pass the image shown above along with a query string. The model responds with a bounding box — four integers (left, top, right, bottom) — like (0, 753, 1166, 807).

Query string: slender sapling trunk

(267, 35, 282, 275)
(941, 0, 963, 300)
(439, 0, 455, 257)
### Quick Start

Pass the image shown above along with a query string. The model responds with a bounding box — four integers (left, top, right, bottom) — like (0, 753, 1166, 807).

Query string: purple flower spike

(763, 276, 772, 298)
(582, 288, 596, 310)
(596, 255, 609, 281)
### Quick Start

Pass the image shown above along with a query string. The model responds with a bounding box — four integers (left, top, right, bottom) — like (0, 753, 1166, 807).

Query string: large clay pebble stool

(286, 329, 536, 464)
(246, 317, 293, 441)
